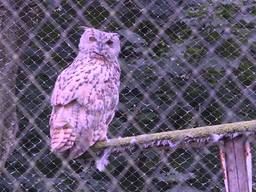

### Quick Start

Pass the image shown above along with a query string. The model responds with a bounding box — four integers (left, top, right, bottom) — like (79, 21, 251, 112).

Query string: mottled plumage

(50, 27, 120, 158)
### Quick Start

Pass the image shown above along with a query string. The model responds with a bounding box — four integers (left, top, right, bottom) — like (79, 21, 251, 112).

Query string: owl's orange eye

(106, 40, 113, 46)
(89, 36, 96, 42)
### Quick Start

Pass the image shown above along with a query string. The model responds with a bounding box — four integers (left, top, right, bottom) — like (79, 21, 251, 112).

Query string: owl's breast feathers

(50, 57, 120, 157)
(51, 58, 120, 106)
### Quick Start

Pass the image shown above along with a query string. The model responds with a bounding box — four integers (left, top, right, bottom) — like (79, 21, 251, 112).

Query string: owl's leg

(68, 137, 91, 159)
(100, 128, 108, 141)
(93, 129, 108, 142)
(98, 124, 109, 141)
(100, 112, 115, 142)
(95, 124, 111, 171)
(96, 148, 111, 172)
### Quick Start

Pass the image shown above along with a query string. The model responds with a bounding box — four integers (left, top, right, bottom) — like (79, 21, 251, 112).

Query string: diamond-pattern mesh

(1, 0, 256, 191)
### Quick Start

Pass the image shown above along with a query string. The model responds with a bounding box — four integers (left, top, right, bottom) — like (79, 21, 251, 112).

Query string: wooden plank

(233, 137, 249, 192)
(224, 139, 240, 192)
(221, 136, 251, 192)
(220, 146, 229, 192)
(245, 140, 252, 192)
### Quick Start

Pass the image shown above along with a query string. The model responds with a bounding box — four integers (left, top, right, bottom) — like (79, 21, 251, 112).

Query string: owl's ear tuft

(79, 26, 91, 31)
(112, 33, 120, 39)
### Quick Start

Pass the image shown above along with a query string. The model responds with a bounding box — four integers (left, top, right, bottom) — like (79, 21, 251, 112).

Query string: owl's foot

(96, 148, 111, 172)
(100, 136, 110, 143)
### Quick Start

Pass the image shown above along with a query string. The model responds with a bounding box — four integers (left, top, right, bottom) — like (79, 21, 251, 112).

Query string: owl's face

(79, 27, 120, 61)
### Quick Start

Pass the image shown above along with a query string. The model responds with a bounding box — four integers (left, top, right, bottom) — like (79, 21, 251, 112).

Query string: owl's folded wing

(50, 64, 95, 153)
(51, 65, 98, 106)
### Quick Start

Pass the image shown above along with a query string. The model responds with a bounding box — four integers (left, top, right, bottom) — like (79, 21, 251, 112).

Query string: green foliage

(52, 42, 76, 68)
(120, 87, 143, 111)
(152, 39, 170, 57)
(168, 148, 193, 172)
(83, 2, 109, 28)
(36, 153, 62, 177)
(167, 105, 193, 130)
(187, 4, 208, 18)
(236, 57, 256, 86)
(249, 42, 256, 59)
(20, 2, 44, 28)
(5, 150, 29, 177)
(51, 3, 76, 29)
(36, 23, 60, 51)
(200, 25, 221, 44)
(137, 150, 160, 175)
(216, 3, 239, 20)
(135, 106, 160, 132)
(120, 167, 145, 191)
(184, 43, 208, 65)
(118, 1, 141, 27)
(135, 20, 158, 44)
(187, 163, 212, 191)
(20, 129, 45, 156)
(232, 20, 255, 43)
(150, 80, 175, 108)
(202, 68, 225, 86)
(216, 38, 241, 59)
(248, 6, 256, 15)
(201, 102, 223, 125)
(238, 99, 256, 120)
(132, 64, 158, 88)
(216, 78, 242, 108)
(183, 82, 209, 107)
(165, 21, 192, 44)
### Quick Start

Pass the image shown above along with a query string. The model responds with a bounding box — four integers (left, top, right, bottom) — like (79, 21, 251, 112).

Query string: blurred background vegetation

(1, 0, 256, 191)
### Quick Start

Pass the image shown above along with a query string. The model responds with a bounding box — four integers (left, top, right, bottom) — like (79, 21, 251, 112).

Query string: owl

(50, 27, 121, 159)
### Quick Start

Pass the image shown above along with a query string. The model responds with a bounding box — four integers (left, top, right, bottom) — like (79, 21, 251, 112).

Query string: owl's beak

(92, 43, 106, 60)
(97, 43, 104, 53)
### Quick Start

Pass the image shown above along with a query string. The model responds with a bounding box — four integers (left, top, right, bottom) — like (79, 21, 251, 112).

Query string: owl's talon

(104, 136, 110, 142)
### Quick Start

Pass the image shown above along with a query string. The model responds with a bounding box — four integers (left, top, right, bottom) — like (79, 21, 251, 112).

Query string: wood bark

(0, 2, 18, 170)
(92, 120, 256, 150)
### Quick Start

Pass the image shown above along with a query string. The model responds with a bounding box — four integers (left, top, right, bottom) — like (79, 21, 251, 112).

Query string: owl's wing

(50, 102, 80, 152)
(51, 65, 95, 106)
(50, 64, 95, 153)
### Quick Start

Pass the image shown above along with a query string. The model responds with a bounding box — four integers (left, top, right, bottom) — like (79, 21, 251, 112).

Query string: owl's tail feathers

(50, 114, 76, 152)
(68, 133, 93, 159)
(50, 104, 78, 153)
(51, 125, 76, 152)
(68, 144, 90, 159)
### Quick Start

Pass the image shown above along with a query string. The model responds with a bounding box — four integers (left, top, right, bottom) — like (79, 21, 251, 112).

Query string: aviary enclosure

(1, 0, 256, 191)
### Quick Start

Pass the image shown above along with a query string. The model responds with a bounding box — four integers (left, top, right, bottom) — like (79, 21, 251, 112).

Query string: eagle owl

(50, 27, 121, 159)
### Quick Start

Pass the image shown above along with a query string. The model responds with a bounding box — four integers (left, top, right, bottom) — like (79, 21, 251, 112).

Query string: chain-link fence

(1, 0, 256, 191)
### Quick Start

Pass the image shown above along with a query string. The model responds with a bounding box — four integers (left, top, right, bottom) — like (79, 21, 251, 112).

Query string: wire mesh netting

(1, 0, 256, 191)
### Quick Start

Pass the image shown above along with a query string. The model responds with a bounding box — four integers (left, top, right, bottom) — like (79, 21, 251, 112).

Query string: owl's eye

(106, 40, 113, 46)
(89, 36, 97, 42)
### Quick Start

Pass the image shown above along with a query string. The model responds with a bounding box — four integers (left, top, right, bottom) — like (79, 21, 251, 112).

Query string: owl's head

(79, 27, 120, 61)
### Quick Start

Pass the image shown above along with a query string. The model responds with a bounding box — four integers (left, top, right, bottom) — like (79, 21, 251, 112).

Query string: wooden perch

(93, 119, 256, 150)
(92, 120, 255, 192)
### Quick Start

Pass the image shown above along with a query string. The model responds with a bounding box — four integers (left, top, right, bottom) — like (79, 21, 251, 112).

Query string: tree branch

(92, 120, 256, 150)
